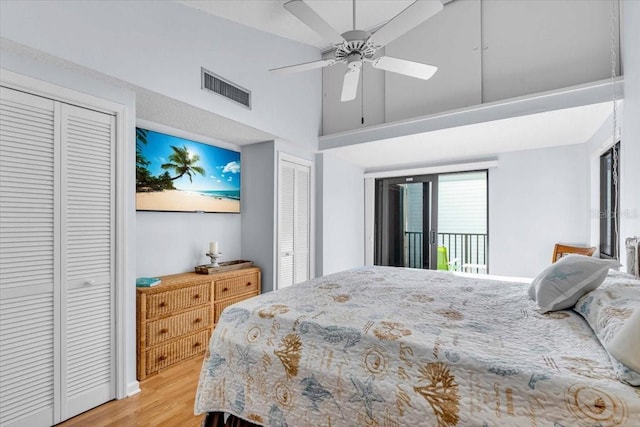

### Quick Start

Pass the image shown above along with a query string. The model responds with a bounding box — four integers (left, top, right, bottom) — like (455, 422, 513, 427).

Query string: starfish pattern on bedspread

(349, 374, 384, 420)
(195, 266, 640, 426)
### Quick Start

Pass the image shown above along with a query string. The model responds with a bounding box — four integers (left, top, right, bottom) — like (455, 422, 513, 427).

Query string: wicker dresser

(136, 267, 260, 380)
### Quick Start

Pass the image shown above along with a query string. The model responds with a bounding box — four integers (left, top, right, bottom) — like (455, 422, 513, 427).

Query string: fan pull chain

(355, 0, 362, 123)
(610, 0, 619, 255)
(361, 65, 365, 125)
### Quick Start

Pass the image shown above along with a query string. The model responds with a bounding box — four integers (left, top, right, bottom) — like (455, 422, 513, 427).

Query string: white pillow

(574, 275, 640, 385)
(606, 308, 640, 373)
(529, 254, 620, 313)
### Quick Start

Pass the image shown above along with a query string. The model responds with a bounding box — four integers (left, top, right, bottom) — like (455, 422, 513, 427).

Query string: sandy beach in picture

(136, 128, 241, 212)
(137, 190, 240, 212)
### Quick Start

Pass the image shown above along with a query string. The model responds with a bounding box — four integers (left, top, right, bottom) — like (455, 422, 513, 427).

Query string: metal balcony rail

(403, 231, 488, 273)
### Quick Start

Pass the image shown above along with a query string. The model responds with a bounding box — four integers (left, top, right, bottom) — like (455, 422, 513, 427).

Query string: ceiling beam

(319, 77, 624, 150)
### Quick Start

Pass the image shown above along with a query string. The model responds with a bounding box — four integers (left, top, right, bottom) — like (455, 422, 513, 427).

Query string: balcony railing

(405, 231, 424, 269)
(403, 231, 488, 273)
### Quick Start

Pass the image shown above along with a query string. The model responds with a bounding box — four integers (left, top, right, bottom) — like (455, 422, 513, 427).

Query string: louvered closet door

(0, 87, 115, 426)
(278, 161, 295, 288)
(59, 103, 115, 421)
(293, 165, 310, 283)
(277, 158, 310, 289)
(0, 87, 58, 426)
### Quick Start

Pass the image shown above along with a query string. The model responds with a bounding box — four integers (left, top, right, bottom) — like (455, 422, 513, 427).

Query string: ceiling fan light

(346, 52, 363, 70)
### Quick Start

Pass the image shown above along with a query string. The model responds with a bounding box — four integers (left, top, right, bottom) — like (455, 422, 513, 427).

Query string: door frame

(276, 152, 314, 290)
(1, 69, 135, 399)
(364, 160, 497, 267)
(375, 175, 438, 269)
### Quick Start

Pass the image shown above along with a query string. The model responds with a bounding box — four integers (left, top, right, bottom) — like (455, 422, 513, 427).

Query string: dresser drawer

(137, 269, 261, 380)
(146, 329, 210, 376)
(146, 306, 210, 347)
(214, 272, 260, 300)
(214, 292, 259, 323)
(146, 283, 210, 319)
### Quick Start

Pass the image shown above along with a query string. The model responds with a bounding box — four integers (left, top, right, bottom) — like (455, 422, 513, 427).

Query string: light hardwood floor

(57, 356, 205, 427)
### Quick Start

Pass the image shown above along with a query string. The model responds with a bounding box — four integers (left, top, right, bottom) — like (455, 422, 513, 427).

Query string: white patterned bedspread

(195, 266, 640, 426)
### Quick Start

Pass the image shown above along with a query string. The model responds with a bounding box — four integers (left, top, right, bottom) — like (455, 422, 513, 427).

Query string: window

(374, 171, 488, 273)
(599, 142, 620, 259)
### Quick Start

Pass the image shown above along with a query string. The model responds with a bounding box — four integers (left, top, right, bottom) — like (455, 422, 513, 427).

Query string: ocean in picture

(192, 190, 240, 200)
(136, 127, 241, 213)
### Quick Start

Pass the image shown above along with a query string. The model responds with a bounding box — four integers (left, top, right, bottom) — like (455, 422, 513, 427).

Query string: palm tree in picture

(161, 145, 206, 182)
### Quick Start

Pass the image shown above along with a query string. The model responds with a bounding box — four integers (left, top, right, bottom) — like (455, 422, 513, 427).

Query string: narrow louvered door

(0, 87, 58, 426)
(293, 165, 310, 283)
(278, 160, 295, 288)
(59, 103, 115, 420)
(277, 157, 310, 289)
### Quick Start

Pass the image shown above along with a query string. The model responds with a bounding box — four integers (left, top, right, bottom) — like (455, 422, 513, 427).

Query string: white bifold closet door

(278, 157, 310, 289)
(0, 87, 115, 427)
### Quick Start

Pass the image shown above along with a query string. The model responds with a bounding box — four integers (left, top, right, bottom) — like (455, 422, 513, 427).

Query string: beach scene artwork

(136, 128, 240, 213)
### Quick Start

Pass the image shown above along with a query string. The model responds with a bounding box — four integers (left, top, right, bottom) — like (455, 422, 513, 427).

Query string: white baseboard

(126, 381, 141, 397)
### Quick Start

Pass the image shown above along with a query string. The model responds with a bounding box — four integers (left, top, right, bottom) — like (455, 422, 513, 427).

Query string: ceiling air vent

(201, 68, 251, 109)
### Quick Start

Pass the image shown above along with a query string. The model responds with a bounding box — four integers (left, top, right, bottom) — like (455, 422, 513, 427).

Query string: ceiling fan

(270, 0, 444, 102)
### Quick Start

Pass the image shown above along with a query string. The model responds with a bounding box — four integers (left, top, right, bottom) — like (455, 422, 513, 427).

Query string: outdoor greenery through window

(599, 142, 620, 259)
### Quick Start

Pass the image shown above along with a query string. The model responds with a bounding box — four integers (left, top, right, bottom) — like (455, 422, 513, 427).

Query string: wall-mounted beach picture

(136, 127, 240, 213)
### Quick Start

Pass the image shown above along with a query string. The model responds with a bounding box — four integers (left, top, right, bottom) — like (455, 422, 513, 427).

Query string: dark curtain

(203, 412, 260, 427)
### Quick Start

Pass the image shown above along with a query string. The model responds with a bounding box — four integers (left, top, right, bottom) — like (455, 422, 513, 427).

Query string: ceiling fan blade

(284, 0, 345, 45)
(270, 59, 338, 74)
(341, 67, 361, 102)
(371, 56, 438, 80)
(368, 0, 444, 47)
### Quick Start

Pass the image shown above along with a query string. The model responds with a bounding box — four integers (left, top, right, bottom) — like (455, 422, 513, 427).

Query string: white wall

(620, 0, 640, 270)
(481, 0, 618, 102)
(0, 0, 322, 148)
(385, 0, 482, 122)
(489, 144, 590, 277)
(316, 153, 365, 275)
(136, 213, 242, 277)
(241, 141, 276, 292)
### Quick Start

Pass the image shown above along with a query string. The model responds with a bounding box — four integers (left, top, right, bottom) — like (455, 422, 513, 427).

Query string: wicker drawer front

(146, 284, 210, 319)
(146, 306, 210, 347)
(214, 272, 260, 300)
(214, 293, 258, 323)
(146, 329, 210, 376)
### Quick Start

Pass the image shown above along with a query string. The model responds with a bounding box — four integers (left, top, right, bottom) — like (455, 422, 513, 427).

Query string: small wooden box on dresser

(136, 267, 261, 380)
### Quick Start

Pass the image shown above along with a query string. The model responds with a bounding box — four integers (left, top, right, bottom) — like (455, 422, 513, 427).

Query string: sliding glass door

(374, 170, 488, 273)
(374, 175, 438, 269)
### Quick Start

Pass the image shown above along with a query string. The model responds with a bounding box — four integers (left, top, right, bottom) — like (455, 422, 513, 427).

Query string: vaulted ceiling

(178, 0, 419, 48)
(177, 1, 617, 169)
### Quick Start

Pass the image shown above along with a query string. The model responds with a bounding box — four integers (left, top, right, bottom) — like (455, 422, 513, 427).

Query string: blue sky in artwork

(139, 129, 240, 191)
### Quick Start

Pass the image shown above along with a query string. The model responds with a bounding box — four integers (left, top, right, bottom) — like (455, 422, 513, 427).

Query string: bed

(195, 266, 640, 426)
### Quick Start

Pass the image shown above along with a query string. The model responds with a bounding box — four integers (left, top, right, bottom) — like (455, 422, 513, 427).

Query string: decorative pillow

(528, 254, 620, 313)
(607, 308, 640, 373)
(574, 273, 640, 385)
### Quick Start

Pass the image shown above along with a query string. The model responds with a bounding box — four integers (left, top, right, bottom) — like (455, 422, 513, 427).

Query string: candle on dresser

(210, 241, 219, 254)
